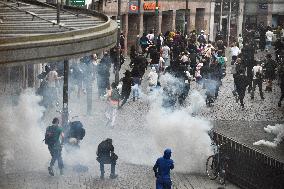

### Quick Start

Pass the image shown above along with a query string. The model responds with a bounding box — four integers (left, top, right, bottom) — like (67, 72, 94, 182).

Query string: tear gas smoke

(145, 73, 213, 173)
(253, 124, 284, 148)
(0, 89, 48, 174)
(0, 69, 213, 176)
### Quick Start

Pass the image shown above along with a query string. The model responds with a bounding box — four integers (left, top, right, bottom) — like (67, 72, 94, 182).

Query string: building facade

(96, 0, 214, 52)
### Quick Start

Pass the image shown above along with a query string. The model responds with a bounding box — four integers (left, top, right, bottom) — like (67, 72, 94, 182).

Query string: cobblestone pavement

(1, 49, 283, 188)
(0, 164, 239, 189)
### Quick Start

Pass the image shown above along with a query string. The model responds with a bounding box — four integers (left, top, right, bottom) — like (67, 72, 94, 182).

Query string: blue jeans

(265, 41, 272, 50)
(156, 178, 172, 189)
(48, 146, 63, 169)
(100, 162, 116, 177)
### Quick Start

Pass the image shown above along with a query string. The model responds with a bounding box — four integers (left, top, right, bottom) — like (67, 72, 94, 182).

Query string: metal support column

(115, 0, 121, 84)
(62, 59, 69, 128)
(154, 0, 159, 45)
(185, 0, 189, 36)
(219, 0, 223, 31)
(227, 0, 232, 46)
(57, 0, 60, 24)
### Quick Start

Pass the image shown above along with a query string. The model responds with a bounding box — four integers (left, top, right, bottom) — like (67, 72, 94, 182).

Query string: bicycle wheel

(218, 161, 228, 185)
(206, 155, 218, 180)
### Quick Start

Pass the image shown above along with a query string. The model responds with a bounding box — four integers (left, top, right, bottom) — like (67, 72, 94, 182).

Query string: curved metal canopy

(0, 0, 117, 65)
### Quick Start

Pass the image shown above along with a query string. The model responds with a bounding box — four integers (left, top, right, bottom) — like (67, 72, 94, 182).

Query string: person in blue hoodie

(153, 149, 174, 189)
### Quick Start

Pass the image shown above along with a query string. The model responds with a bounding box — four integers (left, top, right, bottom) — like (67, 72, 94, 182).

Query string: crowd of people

(39, 25, 284, 189)
(37, 25, 284, 122)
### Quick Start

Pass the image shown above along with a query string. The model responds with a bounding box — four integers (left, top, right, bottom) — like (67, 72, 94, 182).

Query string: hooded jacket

(153, 149, 174, 181)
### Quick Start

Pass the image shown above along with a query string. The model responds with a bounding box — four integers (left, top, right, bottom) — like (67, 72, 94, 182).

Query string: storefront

(101, 0, 211, 53)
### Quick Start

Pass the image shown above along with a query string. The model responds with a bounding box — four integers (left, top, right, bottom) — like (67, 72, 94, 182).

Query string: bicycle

(206, 142, 229, 185)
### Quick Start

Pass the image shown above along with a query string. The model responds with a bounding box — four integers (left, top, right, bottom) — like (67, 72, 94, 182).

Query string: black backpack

(45, 126, 57, 145)
(69, 121, 85, 140)
(111, 88, 120, 101)
(198, 35, 206, 43)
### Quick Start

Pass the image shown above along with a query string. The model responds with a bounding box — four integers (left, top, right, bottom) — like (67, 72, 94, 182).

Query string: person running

(45, 117, 64, 176)
(278, 64, 284, 107)
(105, 82, 120, 127)
(153, 149, 174, 189)
(230, 42, 240, 63)
(265, 26, 274, 52)
(119, 70, 133, 108)
(234, 69, 249, 109)
(263, 54, 277, 92)
(251, 61, 265, 100)
(161, 43, 171, 68)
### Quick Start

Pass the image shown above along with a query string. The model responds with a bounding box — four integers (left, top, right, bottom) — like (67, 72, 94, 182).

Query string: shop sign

(259, 3, 268, 9)
(143, 2, 161, 11)
(129, 2, 139, 13)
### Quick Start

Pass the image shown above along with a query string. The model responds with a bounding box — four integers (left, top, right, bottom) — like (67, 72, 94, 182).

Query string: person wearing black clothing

(140, 33, 149, 54)
(129, 45, 137, 68)
(188, 49, 199, 76)
(97, 52, 111, 97)
(275, 39, 284, 63)
(119, 70, 133, 108)
(134, 53, 148, 78)
(242, 42, 254, 92)
(263, 54, 277, 91)
(278, 64, 284, 107)
(234, 69, 249, 109)
(96, 138, 118, 179)
(259, 24, 266, 51)
(209, 59, 222, 99)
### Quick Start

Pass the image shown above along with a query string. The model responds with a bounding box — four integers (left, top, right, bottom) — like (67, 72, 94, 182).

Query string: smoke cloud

(0, 71, 213, 176)
(0, 89, 48, 174)
(253, 124, 284, 148)
(144, 73, 213, 173)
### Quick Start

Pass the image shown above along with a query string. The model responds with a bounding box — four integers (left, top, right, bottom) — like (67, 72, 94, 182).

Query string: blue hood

(163, 149, 172, 159)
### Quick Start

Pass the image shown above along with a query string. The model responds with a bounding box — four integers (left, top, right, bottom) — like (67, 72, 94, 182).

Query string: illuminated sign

(143, 2, 161, 10)
(129, 2, 139, 13)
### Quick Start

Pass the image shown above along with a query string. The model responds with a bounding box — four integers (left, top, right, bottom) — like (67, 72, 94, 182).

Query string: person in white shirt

(148, 67, 158, 91)
(180, 52, 189, 65)
(251, 61, 264, 100)
(161, 43, 171, 67)
(265, 27, 274, 51)
(238, 34, 243, 50)
(146, 30, 155, 43)
(45, 65, 63, 106)
(158, 56, 165, 73)
(230, 42, 240, 62)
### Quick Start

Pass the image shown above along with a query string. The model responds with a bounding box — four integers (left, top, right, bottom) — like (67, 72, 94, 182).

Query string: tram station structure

(0, 0, 117, 95)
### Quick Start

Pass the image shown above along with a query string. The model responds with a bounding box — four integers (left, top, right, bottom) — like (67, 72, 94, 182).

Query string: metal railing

(213, 131, 284, 189)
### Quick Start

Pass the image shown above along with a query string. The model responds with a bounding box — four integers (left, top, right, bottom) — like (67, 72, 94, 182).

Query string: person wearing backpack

(197, 30, 207, 44)
(251, 61, 265, 100)
(45, 117, 64, 176)
(105, 82, 120, 127)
